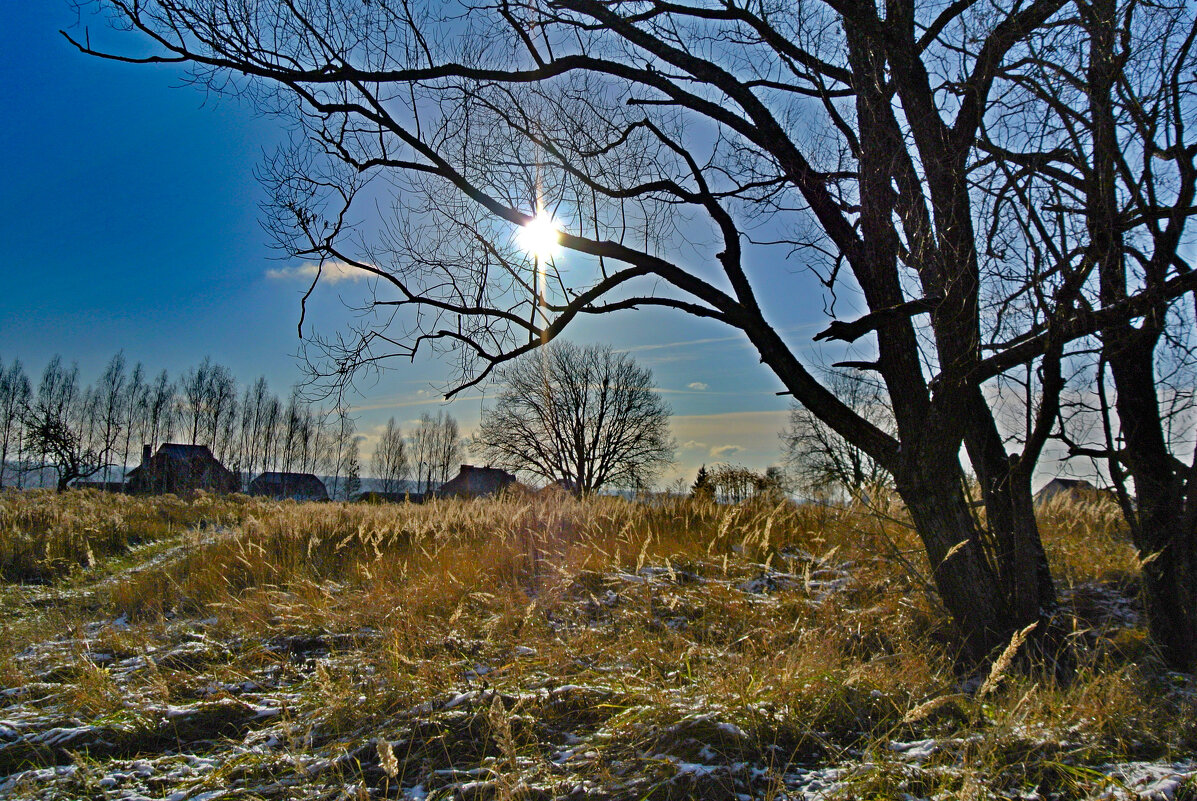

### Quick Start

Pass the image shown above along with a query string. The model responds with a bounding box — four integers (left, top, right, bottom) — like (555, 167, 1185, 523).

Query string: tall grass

(2, 488, 1192, 799)
(0, 489, 259, 582)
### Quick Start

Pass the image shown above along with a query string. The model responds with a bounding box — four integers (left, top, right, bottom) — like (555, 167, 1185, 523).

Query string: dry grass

(0, 488, 1193, 800)
(0, 488, 259, 581)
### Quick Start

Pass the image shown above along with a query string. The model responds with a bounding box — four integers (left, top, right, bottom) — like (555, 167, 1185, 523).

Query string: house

(248, 472, 328, 502)
(73, 480, 128, 493)
(1034, 477, 1103, 505)
(125, 444, 239, 495)
(436, 465, 517, 498)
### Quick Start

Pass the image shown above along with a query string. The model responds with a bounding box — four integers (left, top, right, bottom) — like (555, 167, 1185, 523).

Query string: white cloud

(709, 444, 744, 460)
(687, 382, 709, 391)
(265, 260, 370, 284)
(681, 440, 707, 450)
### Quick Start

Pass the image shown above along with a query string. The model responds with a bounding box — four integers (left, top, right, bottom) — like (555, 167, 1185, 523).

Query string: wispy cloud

(265, 260, 370, 284)
(615, 334, 746, 354)
(709, 444, 744, 459)
(687, 382, 709, 391)
(681, 440, 707, 450)
(614, 324, 822, 356)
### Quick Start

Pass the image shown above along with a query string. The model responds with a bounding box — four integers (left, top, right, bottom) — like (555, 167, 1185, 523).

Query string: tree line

(0, 352, 362, 494)
(0, 351, 481, 500)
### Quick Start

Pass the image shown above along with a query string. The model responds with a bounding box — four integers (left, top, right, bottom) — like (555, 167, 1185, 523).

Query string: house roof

(253, 471, 323, 485)
(439, 464, 517, 496)
(156, 443, 221, 460)
(127, 443, 234, 475)
(249, 472, 328, 497)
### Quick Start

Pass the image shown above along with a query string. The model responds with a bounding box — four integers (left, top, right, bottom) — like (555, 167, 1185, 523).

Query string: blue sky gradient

(0, 3, 834, 484)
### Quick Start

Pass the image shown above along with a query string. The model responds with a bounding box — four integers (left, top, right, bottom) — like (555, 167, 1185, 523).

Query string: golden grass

(0, 488, 259, 581)
(0, 488, 1192, 799)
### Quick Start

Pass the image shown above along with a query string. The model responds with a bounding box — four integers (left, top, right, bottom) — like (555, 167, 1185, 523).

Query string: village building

(1033, 477, 1104, 505)
(436, 465, 517, 499)
(125, 444, 239, 495)
(248, 472, 328, 502)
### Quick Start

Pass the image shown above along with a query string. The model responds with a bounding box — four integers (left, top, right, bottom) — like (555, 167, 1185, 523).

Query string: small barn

(1034, 477, 1101, 505)
(249, 472, 328, 502)
(126, 444, 239, 495)
(436, 465, 517, 499)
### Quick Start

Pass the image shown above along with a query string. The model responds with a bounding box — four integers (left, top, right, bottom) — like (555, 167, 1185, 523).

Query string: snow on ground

(1, 538, 1193, 800)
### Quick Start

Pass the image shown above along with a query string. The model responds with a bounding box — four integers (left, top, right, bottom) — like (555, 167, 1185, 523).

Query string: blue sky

(0, 3, 834, 485)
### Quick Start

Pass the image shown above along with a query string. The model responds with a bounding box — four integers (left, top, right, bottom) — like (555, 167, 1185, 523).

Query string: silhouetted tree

(978, 0, 1197, 668)
(410, 411, 461, 492)
(372, 417, 409, 494)
(783, 370, 893, 500)
(93, 352, 127, 483)
(0, 359, 31, 488)
(79, 0, 1197, 660)
(25, 356, 101, 491)
(477, 343, 674, 492)
(119, 361, 146, 479)
(690, 465, 715, 501)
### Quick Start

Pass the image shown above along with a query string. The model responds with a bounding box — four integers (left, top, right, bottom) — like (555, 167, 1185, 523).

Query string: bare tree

(119, 362, 146, 479)
(476, 343, 674, 492)
(328, 407, 356, 499)
(410, 411, 462, 491)
(178, 357, 238, 455)
(239, 377, 272, 486)
(432, 412, 462, 487)
(408, 413, 436, 493)
(708, 464, 760, 505)
(342, 437, 362, 500)
(372, 417, 409, 494)
(78, 0, 1197, 659)
(783, 369, 893, 500)
(179, 359, 210, 446)
(94, 351, 128, 483)
(141, 369, 175, 456)
(0, 359, 31, 489)
(979, 0, 1197, 668)
(25, 356, 101, 492)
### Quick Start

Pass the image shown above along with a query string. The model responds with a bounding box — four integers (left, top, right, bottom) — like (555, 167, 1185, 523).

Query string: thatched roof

(437, 465, 517, 498)
(249, 472, 328, 501)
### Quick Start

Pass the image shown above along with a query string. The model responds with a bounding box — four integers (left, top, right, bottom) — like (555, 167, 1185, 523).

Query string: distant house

(73, 480, 128, 493)
(436, 465, 517, 499)
(1034, 478, 1103, 505)
(125, 444, 239, 495)
(248, 472, 328, 502)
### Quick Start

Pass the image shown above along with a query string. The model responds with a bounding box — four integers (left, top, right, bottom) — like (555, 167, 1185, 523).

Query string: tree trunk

(894, 447, 1047, 662)
(1140, 511, 1197, 670)
(1108, 332, 1197, 670)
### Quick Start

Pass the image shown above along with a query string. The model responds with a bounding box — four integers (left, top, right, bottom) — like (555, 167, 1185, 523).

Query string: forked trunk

(895, 455, 1052, 663)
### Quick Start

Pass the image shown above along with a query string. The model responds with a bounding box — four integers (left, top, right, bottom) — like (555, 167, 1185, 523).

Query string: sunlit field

(0, 489, 1192, 799)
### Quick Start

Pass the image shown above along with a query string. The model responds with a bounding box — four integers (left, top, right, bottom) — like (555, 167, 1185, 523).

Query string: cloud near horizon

(265, 260, 371, 284)
(709, 444, 744, 460)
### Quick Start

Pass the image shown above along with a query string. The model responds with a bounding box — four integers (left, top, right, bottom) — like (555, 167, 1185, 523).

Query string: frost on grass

(0, 492, 1194, 799)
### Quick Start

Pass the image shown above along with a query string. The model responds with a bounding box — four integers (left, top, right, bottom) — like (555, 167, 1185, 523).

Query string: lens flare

(519, 211, 561, 261)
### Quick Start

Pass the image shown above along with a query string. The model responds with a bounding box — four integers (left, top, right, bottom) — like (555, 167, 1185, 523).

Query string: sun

(518, 211, 561, 261)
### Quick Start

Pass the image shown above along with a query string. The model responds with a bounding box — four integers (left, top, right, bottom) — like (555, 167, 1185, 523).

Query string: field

(0, 489, 1193, 800)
